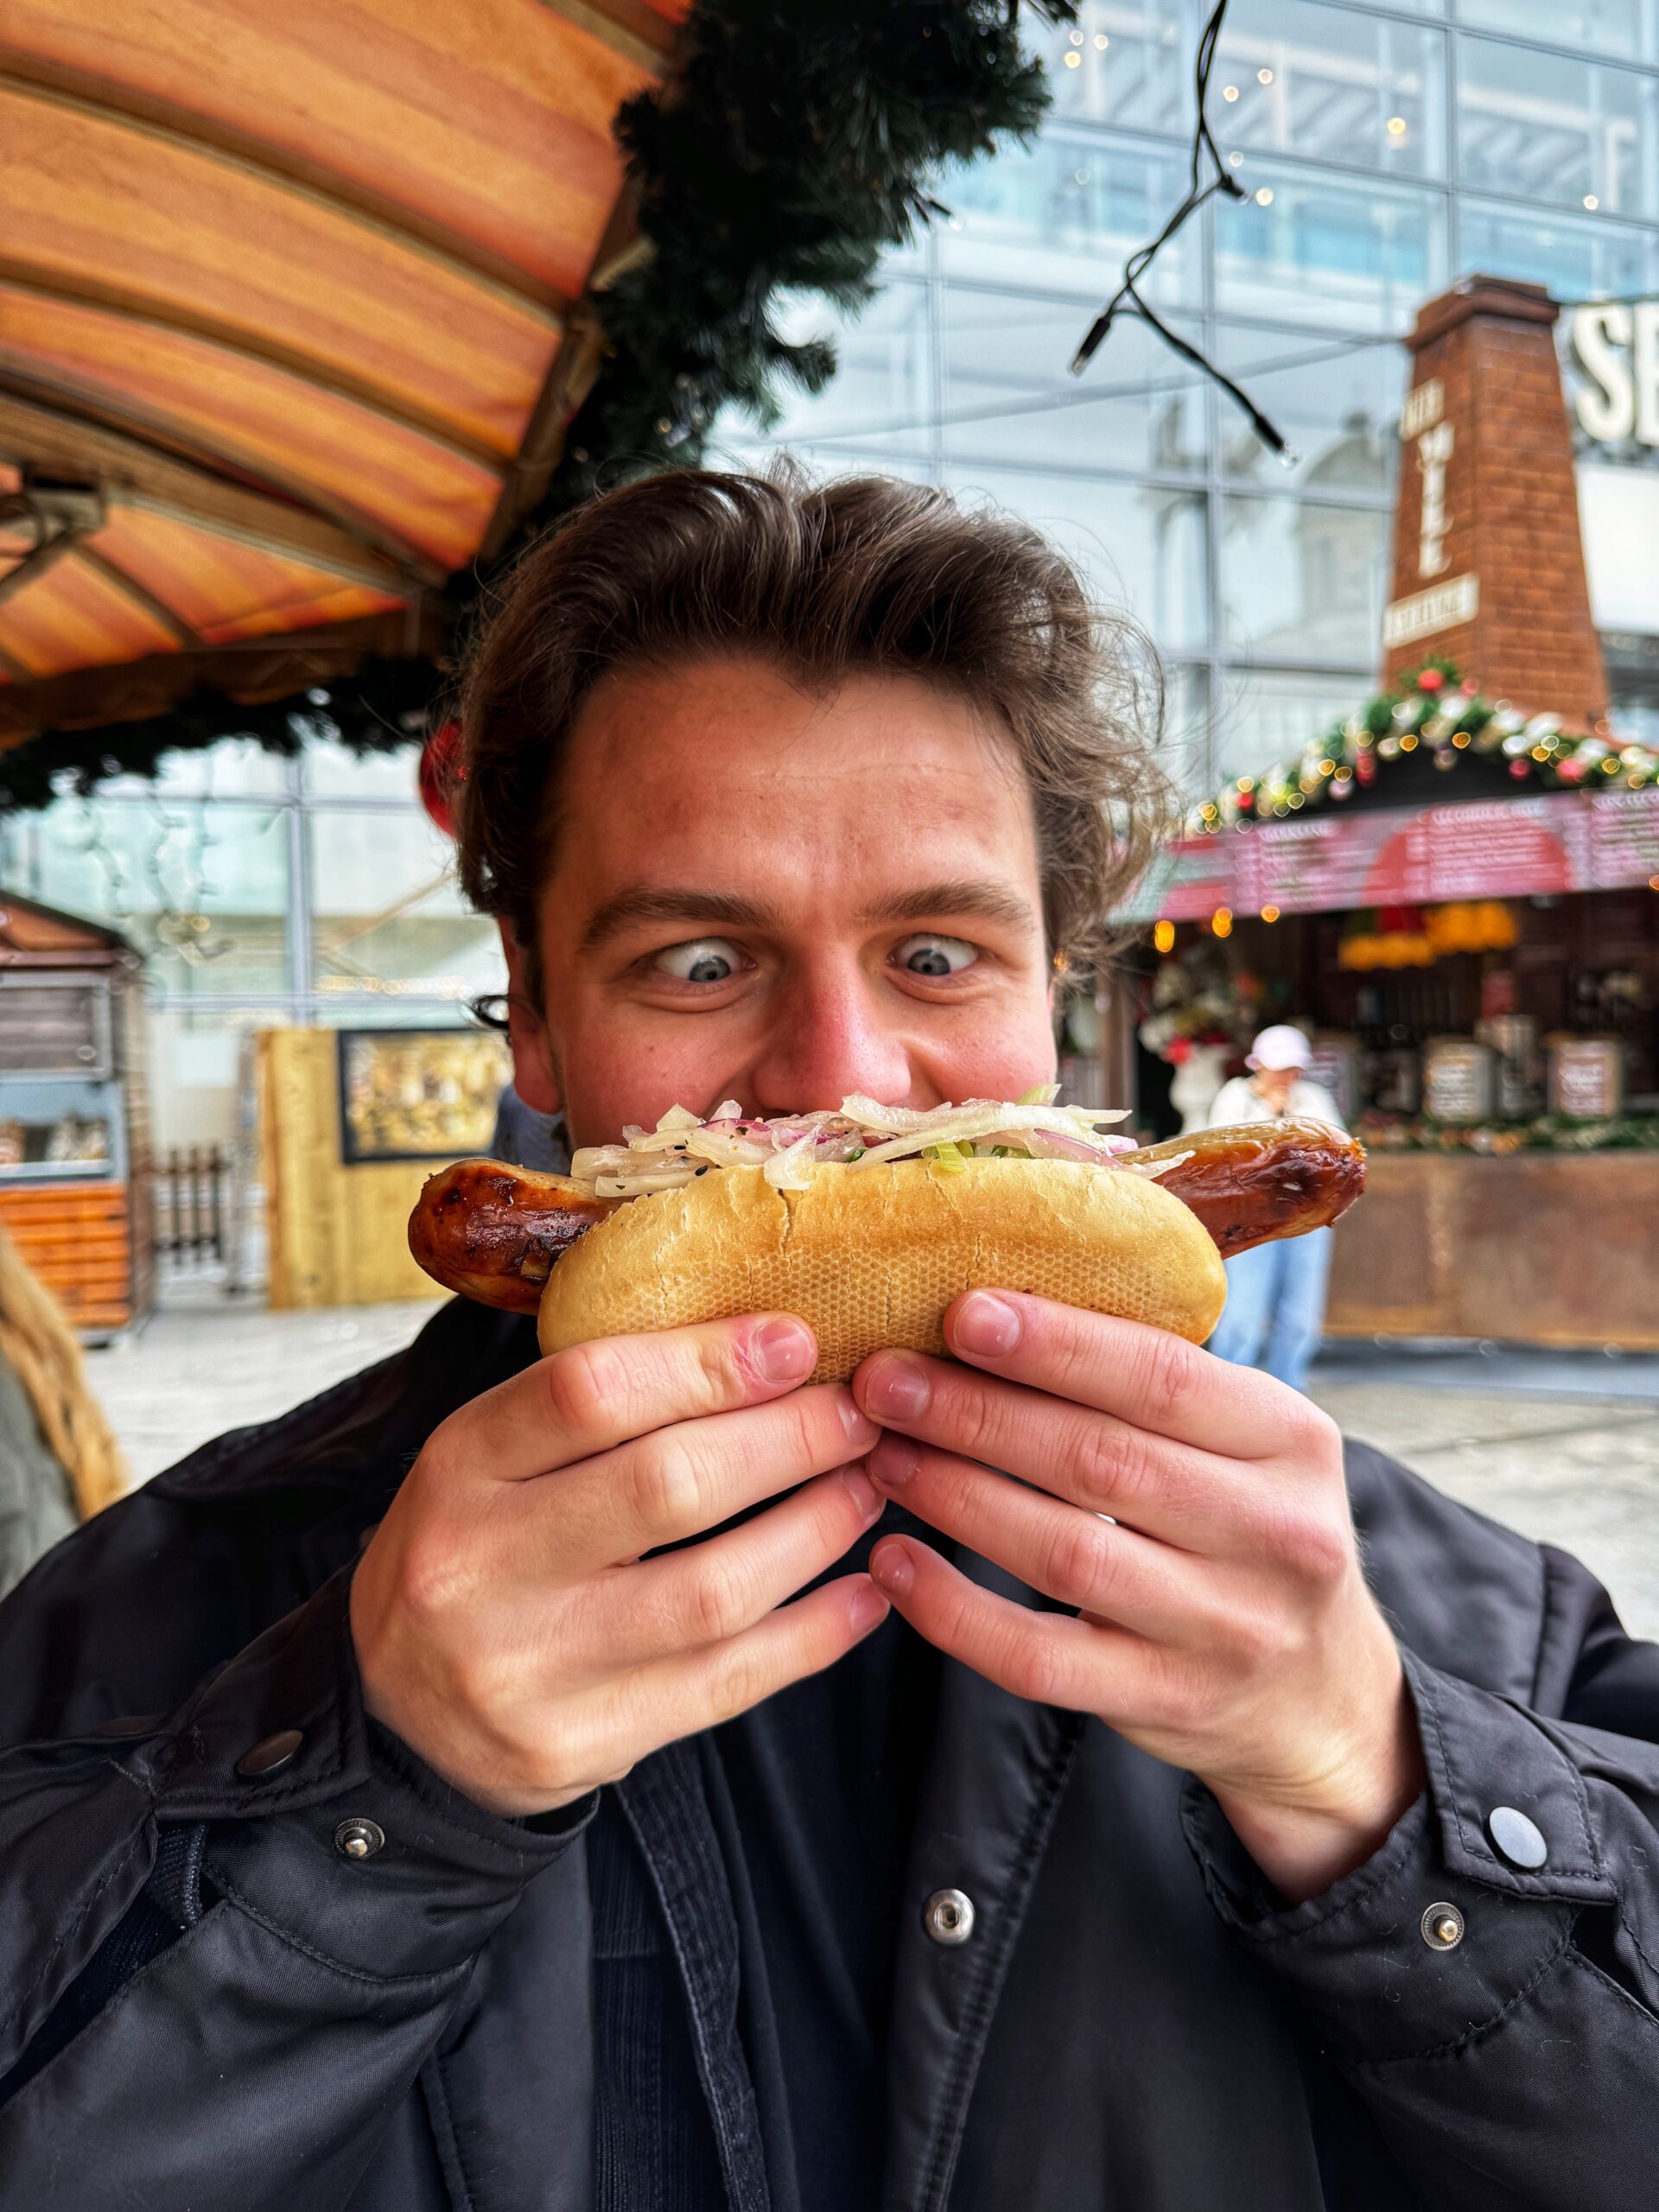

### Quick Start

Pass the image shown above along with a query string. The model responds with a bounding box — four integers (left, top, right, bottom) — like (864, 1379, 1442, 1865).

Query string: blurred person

(488, 1073, 564, 1173)
(0, 1223, 126, 1596)
(3, 475, 1659, 2209)
(1205, 1024, 1346, 1394)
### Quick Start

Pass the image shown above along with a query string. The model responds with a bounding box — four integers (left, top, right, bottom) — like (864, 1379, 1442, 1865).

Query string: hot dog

(409, 1098, 1363, 1377)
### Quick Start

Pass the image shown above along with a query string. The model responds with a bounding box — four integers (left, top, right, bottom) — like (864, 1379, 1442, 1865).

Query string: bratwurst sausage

(1119, 1116, 1365, 1260)
(409, 1116, 1363, 1314)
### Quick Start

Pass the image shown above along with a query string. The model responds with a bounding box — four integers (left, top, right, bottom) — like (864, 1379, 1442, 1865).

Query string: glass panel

(944, 466, 1209, 652)
(1219, 493, 1389, 662)
(1215, 0, 1446, 179)
(1210, 664, 1376, 787)
(938, 137, 1200, 306)
(750, 282, 934, 458)
(308, 809, 505, 1005)
(1455, 37, 1656, 219)
(1214, 163, 1447, 331)
(1458, 197, 1656, 308)
(1454, 1, 1656, 66)
(1160, 661, 1213, 794)
(302, 737, 426, 800)
(1046, 0, 1196, 140)
(1213, 322, 1403, 492)
(23, 796, 291, 995)
(940, 293, 1206, 474)
(96, 736, 291, 800)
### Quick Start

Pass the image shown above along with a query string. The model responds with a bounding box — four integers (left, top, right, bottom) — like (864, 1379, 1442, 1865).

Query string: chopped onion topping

(569, 1094, 1134, 1200)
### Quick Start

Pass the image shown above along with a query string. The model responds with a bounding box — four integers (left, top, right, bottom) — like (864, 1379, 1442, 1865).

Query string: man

(1205, 1025, 1346, 1395)
(1, 472, 1656, 2210)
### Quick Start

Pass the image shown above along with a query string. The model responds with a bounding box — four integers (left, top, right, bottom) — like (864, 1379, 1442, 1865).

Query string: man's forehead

(546, 656, 1043, 928)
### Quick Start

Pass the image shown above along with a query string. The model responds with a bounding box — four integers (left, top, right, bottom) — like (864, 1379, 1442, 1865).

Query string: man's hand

(853, 1293, 1425, 1904)
(352, 1316, 886, 1817)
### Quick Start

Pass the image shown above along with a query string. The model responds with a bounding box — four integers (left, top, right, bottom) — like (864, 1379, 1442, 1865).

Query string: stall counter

(1327, 1150, 1659, 1351)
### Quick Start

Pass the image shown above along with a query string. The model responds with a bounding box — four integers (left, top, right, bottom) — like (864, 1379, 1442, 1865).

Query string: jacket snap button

(234, 1728, 303, 1778)
(924, 1888, 975, 1946)
(334, 1817, 386, 1861)
(1486, 1806, 1548, 1870)
(1421, 1902, 1465, 1951)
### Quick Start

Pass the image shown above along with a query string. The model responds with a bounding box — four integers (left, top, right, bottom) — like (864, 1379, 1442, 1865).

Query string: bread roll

(536, 1159, 1226, 1382)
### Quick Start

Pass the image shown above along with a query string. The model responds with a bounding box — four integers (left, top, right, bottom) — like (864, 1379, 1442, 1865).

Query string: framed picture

(335, 1027, 513, 1165)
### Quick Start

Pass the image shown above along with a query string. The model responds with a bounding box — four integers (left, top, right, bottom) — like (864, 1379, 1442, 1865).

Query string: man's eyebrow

(857, 880, 1039, 934)
(579, 887, 786, 951)
(578, 878, 1039, 952)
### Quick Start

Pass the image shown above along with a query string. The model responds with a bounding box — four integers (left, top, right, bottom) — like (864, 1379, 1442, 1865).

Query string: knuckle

(1072, 1419, 1149, 1512)
(397, 1523, 474, 1625)
(1045, 1514, 1116, 1608)
(1279, 1394, 1341, 1464)
(447, 1640, 521, 1725)
(697, 1323, 753, 1401)
(1281, 1510, 1351, 1591)
(1141, 1332, 1198, 1430)
(629, 1433, 707, 1538)
(1009, 1626, 1065, 1707)
(1220, 1601, 1286, 1671)
(683, 1558, 753, 1648)
(705, 1642, 773, 1726)
(543, 1338, 630, 1435)
(950, 1382, 1007, 1468)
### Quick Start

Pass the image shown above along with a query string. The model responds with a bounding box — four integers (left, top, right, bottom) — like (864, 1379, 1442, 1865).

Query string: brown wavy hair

(0, 1224, 127, 1520)
(454, 467, 1173, 1003)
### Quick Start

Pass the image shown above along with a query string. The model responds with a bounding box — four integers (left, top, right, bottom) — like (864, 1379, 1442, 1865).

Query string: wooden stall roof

(0, 0, 688, 742)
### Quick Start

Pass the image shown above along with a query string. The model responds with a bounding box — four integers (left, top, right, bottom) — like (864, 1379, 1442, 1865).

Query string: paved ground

(86, 1294, 1659, 1639)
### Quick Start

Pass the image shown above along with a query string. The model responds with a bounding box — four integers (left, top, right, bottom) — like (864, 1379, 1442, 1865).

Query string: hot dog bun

(535, 1158, 1227, 1382)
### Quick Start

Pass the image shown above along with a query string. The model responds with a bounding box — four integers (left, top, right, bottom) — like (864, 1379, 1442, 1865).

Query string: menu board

(1126, 786, 1659, 922)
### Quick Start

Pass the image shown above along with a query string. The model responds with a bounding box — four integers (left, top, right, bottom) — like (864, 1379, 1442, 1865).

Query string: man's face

(503, 655, 1058, 1147)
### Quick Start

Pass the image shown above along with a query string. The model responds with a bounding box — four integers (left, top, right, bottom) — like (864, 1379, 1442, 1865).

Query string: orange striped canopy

(0, 0, 687, 744)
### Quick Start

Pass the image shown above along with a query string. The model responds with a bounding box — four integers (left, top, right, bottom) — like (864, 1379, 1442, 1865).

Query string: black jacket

(2, 1295, 1658, 2210)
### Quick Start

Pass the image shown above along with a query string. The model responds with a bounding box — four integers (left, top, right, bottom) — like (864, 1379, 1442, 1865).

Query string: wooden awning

(0, 0, 686, 743)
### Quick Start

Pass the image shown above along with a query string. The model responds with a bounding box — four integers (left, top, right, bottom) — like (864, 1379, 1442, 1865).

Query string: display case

(0, 894, 151, 1335)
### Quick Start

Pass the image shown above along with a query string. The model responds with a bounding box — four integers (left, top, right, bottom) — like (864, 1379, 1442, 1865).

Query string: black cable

(738, 332, 1395, 452)
(1069, 0, 1301, 462)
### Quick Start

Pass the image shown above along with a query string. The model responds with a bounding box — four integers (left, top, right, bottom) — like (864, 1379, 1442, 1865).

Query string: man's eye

(893, 933, 977, 979)
(651, 938, 743, 983)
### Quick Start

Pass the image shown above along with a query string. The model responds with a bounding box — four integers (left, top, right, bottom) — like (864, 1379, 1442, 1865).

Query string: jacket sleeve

(0, 1564, 595, 2209)
(1185, 1553, 1659, 2211)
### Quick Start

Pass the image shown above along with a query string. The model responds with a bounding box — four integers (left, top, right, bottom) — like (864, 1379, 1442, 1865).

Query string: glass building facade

(718, 0, 1659, 785)
(4, 0, 1659, 1148)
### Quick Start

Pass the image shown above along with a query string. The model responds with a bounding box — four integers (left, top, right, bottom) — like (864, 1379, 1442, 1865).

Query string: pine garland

(1, 0, 1075, 813)
(1185, 658, 1654, 836)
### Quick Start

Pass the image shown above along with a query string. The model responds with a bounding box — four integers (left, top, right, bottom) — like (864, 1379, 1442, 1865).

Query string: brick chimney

(1381, 275, 1606, 728)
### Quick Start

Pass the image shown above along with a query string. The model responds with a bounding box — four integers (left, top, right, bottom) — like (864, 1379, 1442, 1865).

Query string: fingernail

(840, 1465, 881, 1521)
(869, 1433, 918, 1490)
(849, 1580, 890, 1634)
(953, 1292, 1021, 1358)
(861, 1353, 931, 1422)
(753, 1318, 815, 1382)
(869, 1538, 914, 1597)
(841, 1395, 880, 1448)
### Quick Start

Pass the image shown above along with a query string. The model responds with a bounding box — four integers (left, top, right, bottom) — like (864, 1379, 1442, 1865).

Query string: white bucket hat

(1246, 1024, 1313, 1073)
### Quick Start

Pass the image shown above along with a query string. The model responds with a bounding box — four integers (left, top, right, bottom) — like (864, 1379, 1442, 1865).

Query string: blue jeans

(1205, 1227, 1333, 1395)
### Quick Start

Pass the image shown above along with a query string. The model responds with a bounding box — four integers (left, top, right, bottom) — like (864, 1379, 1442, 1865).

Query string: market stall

(1131, 664, 1659, 1349)
(0, 892, 151, 1334)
